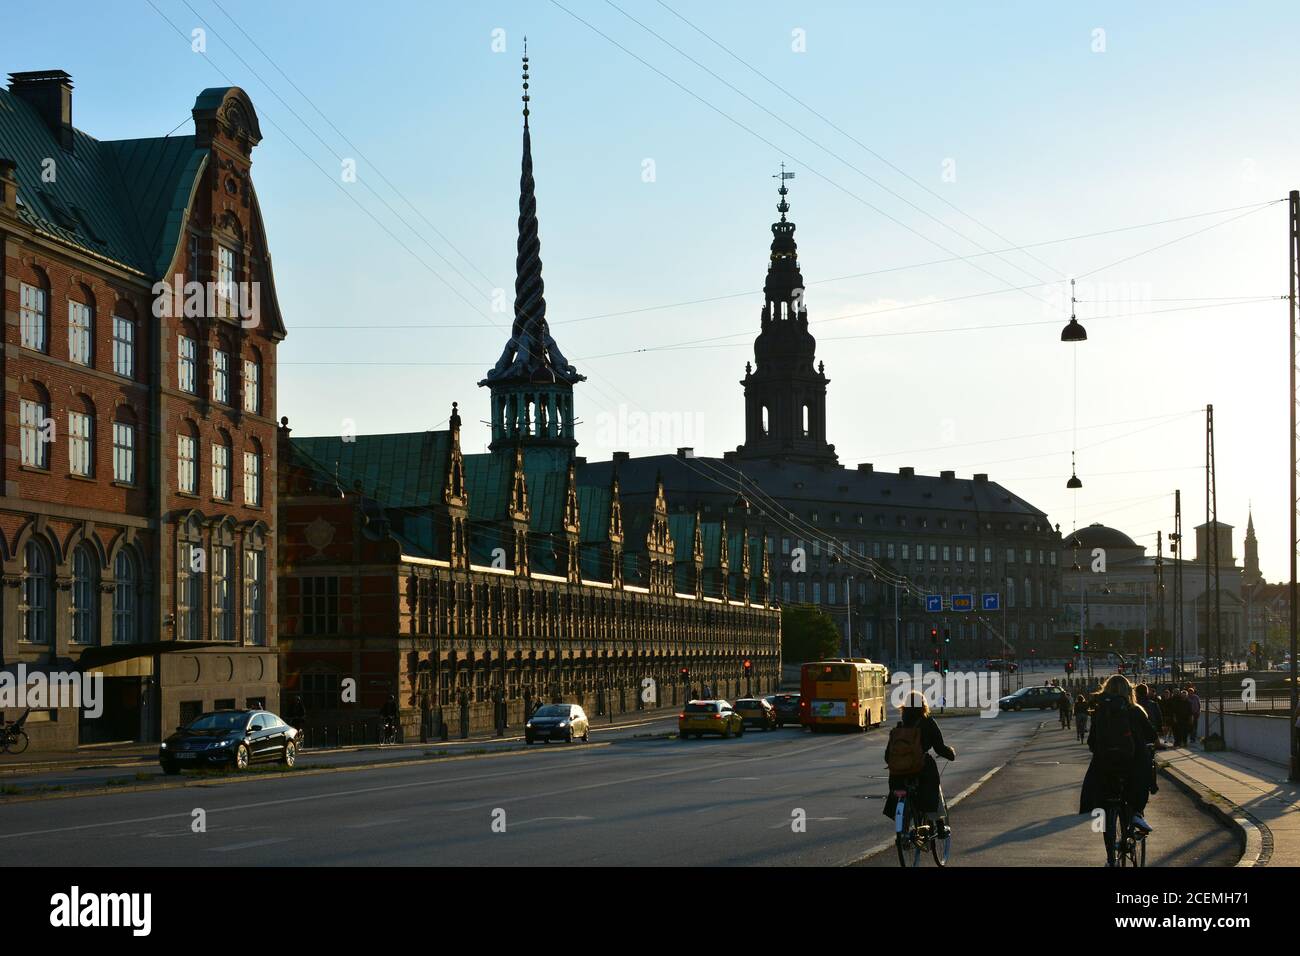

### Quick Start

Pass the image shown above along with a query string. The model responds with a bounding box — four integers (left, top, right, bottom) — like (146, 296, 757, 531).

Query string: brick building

(276, 54, 779, 740)
(0, 71, 285, 747)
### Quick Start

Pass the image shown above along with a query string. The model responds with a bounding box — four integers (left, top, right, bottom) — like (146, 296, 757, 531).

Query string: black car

(998, 686, 1069, 712)
(159, 709, 298, 773)
(734, 698, 778, 730)
(765, 693, 801, 727)
(525, 704, 590, 744)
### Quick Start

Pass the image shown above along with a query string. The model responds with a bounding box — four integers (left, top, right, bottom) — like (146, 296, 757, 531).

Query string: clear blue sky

(7, 1, 1300, 579)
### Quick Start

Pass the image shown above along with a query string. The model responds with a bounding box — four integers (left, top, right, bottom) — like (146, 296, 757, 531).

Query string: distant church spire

(480, 45, 582, 467)
(1244, 504, 1263, 584)
(733, 168, 836, 465)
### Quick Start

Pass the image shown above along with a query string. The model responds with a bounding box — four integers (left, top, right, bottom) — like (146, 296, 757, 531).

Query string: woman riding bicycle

(1078, 674, 1157, 866)
(882, 690, 957, 838)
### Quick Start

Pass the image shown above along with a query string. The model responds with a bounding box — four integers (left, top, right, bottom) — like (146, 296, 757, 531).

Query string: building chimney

(899, 466, 914, 478)
(676, 447, 695, 459)
(940, 470, 955, 480)
(0, 158, 17, 216)
(8, 71, 74, 151)
(857, 463, 873, 473)
(612, 451, 630, 463)
(973, 473, 989, 483)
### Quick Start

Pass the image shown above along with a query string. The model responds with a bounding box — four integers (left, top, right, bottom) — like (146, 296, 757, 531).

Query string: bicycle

(1104, 791, 1148, 867)
(1, 708, 31, 756)
(380, 719, 397, 745)
(893, 773, 951, 867)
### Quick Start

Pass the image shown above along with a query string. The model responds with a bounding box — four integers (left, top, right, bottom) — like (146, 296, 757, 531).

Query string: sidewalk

(1159, 746, 1300, 866)
(0, 707, 677, 777)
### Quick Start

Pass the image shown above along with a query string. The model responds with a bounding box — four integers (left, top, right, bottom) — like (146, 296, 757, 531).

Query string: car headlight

(160, 742, 168, 750)
(558, 721, 568, 728)
(525, 722, 533, 729)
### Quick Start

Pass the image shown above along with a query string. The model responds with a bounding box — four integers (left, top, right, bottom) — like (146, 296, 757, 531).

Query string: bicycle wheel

(894, 802, 923, 867)
(4, 730, 28, 755)
(931, 821, 950, 867)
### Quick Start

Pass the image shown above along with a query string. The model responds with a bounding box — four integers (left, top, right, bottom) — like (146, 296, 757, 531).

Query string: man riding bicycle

(380, 694, 399, 744)
(1079, 674, 1157, 866)
(883, 690, 957, 839)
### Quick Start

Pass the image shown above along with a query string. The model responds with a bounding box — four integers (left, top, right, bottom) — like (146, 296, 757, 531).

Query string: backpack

(1092, 696, 1135, 762)
(885, 721, 926, 776)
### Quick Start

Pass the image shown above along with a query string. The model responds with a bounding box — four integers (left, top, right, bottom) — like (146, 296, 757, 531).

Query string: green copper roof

(0, 86, 206, 275)
(291, 432, 451, 509)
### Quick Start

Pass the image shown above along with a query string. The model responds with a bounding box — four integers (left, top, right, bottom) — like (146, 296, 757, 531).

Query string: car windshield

(684, 703, 716, 713)
(736, 701, 761, 709)
(533, 705, 569, 718)
(185, 712, 248, 732)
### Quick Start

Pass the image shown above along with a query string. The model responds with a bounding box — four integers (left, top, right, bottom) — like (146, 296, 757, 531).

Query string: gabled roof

(0, 86, 206, 275)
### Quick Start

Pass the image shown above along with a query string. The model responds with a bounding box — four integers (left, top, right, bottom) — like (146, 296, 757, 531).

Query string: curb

(1156, 758, 1270, 867)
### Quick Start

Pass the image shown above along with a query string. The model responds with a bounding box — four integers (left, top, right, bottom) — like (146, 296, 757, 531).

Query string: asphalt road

(858, 717, 1241, 867)
(1, 713, 1039, 866)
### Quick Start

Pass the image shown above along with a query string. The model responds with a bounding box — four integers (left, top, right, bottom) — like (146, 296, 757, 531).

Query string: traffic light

(1073, 639, 1081, 652)
(743, 659, 753, 674)
(941, 658, 949, 674)
(930, 627, 938, 641)
(680, 667, 689, 680)
(943, 628, 951, 644)
(1065, 660, 1074, 674)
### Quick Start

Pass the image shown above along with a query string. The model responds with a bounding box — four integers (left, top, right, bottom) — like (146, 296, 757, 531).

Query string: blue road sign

(925, 595, 943, 613)
(952, 594, 973, 612)
(982, 593, 1001, 611)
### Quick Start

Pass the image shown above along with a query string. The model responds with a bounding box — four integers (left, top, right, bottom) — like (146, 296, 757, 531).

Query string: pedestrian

(1073, 694, 1090, 743)
(1186, 686, 1201, 740)
(1136, 684, 1163, 750)
(1170, 690, 1190, 747)
(1058, 691, 1072, 730)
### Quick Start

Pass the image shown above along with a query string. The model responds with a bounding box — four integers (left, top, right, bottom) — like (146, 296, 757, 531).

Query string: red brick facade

(0, 75, 285, 747)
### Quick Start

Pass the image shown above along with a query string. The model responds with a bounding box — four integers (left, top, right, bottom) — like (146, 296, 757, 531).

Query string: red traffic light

(743, 659, 753, 671)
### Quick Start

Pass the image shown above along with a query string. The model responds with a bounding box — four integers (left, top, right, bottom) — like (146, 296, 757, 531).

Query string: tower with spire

(733, 167, 836, 465)
(480, 42, 584, 470)
(1243, 507, 1263, 585)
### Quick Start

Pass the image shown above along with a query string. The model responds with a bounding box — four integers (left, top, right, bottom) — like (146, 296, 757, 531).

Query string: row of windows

(20, 399, 139, 483)
(176, 542, 265, 644)
(19, 542, 143, 645)
(176, 335, 261, 414)
(779, 577, 1060, 609)
(776, 537, 1058, 568)
(20, 283, 138, 378)
(176, 435, 262, 505)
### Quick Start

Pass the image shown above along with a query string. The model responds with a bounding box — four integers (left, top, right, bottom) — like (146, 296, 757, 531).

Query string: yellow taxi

(678, 700, 746, 739)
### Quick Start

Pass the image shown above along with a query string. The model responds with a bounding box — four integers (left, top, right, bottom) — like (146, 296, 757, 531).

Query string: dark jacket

(883, 707, 956, 818)
(1141, 697, 1163, 737)
(1078, 696, 1156, 814)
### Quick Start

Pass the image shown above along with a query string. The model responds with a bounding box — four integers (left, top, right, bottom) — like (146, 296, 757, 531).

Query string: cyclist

(1073, 693, 1090, 743)
(882, 690, 957, 839)
(1079, 674, 1157, 866)
(380, 694, 399, 744)
(1057, 690, 1072, 730)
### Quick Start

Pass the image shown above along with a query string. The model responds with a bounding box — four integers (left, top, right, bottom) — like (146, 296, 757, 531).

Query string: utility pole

(1206, 404, 1223, 742)
(1173, 490, 1183, 682)
(1289, 189, 1299, 781)
(1155, 530, 1165, 669)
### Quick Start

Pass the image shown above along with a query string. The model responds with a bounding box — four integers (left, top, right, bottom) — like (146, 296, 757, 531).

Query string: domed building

(1059, 521, 1245, 666)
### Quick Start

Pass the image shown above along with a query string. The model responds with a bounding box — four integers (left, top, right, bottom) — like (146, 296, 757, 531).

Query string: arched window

(19, 382, 51, 469)
(113, 406, 138, 485)
(242, 349, 261, 414)
(243, 439, 262, 506)
(113, 548, 139, 644)
(21, 540, 52, 646)
(1023, 577, 1033, 608)
(112, 304, 136, 379)
(178, 420, 199, 494)
(68, 394, 95, 478)
(68, 287, 95, 367)
(801, 404, 810, 436)
(177, 519, 204, 640)
(72, 544, 99, 644)
(212, 537, 234, 642)
(761, 405, 770, 436)
(20, 274, 49, 352)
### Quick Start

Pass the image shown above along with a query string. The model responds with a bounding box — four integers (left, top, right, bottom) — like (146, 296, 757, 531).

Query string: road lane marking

(208, 837, 291, 853)
(0, 734, 854, 842)
(512, 815, 593, 827)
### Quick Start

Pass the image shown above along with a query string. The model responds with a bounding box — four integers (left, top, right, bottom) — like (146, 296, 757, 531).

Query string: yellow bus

(800, 658, 890, 731)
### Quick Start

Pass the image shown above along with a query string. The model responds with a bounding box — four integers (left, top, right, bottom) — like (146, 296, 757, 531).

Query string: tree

(781, 604, 841, 663)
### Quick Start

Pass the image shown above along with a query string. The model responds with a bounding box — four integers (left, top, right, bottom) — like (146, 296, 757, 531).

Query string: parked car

(734, 698, 778, 730)
(765, 693, 802, 727)
(998, 685, 1069, 712)
(984, 659, 1019, 673)
(525, 703, 589, 744)
(159, 709, 298, 773)
(678, 700, 745, 739)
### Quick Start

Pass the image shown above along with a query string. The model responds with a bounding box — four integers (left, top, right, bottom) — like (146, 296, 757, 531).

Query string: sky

(6, 1, 1300, 580)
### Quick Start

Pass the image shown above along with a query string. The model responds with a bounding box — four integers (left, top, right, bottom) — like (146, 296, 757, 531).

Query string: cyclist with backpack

(882, 690, 958, 839)
(1078, 674, 1157, 866)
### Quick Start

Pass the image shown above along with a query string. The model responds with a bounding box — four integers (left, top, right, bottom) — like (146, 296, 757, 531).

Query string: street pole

(893, 583, 900, 669)
(1289, 189, 1298, 781)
